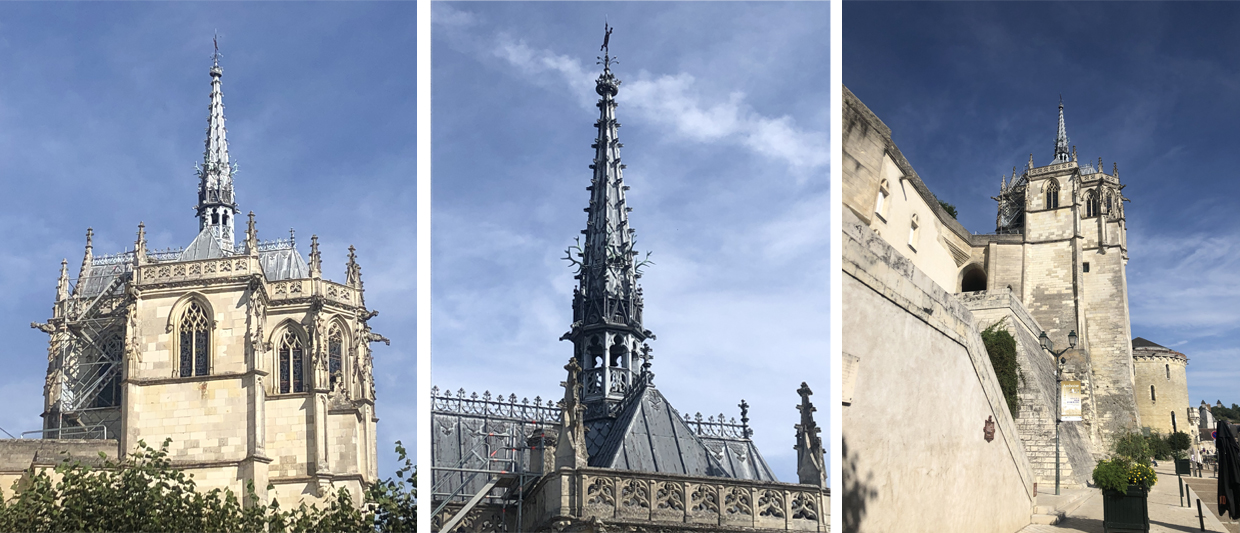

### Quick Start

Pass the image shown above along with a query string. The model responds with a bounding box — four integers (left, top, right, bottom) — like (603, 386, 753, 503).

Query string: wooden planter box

(1102, 486, 1149, 533)
(1175, 458, 1192, 475)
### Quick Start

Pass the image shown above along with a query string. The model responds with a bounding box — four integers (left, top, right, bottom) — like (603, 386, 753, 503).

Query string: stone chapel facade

(29, 52, 383, 506)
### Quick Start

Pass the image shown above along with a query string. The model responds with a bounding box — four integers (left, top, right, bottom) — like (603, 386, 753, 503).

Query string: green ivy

(980, 319, 1020, 418)
(0, 438, 416, 532)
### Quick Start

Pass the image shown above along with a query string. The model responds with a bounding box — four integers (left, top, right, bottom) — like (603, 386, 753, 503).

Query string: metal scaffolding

(38, 262, 133, 440)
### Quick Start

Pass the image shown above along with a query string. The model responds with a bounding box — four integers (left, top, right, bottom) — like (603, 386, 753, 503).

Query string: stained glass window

(328, 325, 343, 390)
(179, 302, 210, 377)
(279, 330, 304, 394)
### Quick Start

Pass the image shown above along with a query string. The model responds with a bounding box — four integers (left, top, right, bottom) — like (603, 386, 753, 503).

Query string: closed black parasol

(1218, 421, 1240, 519)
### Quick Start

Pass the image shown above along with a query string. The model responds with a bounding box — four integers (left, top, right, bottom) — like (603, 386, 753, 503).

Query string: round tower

(1131, 337, 1190, 437)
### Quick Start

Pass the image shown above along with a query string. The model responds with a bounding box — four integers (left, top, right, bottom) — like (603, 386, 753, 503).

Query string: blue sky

(430, 2, 829, 482)
(846, 2, 1240, 415)
(0, 3, 416, 477)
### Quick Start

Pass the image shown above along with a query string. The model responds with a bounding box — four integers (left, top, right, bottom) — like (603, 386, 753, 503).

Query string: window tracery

(179, 301, 210, 377)
(1046, 179, 1061, 209)
(278, 329, 304, 394)
(329, 324, 344, 390)
(1085, 189, 1099, 218)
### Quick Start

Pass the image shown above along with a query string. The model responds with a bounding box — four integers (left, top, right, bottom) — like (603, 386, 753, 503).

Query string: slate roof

(1132, 337, 1165, 349)
(584, 382, 777, 481)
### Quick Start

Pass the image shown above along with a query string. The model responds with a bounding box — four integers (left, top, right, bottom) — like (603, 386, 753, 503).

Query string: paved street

(1020, 465, 1230, 533)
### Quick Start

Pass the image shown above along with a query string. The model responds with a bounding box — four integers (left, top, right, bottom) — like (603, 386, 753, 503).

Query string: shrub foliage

(0, 438, 416, 532)
(981, 319, 1021, 417)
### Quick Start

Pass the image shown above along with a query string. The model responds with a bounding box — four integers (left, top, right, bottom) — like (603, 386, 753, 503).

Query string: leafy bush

(1092, 459, 1157, 493)
(981, 319, 1021, 417)
(0, 438, 416, 532)
(1168, 432, 1192, 459)
(1148, 433, 1173, 460)
(1114, 431, 1152, 466)
(1092, 458, 1131, 493)
(367, 440, 417, 532)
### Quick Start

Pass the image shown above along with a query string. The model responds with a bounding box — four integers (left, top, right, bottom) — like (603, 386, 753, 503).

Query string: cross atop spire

(196, 36, 238, 251)
(1054, 96, 1071, 164)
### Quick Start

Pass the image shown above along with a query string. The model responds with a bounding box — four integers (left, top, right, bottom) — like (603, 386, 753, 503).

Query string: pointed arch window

(1046, 180, 1061, 209)
(328, 325, 344, 390)
(874, 179, 890, 221)
(278, 330, 304, 394)
(179, 302, 210, 377)
(1085, 189, 1099, 218)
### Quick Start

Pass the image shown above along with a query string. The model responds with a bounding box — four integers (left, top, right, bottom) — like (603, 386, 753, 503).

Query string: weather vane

(598, 21, 616, 70)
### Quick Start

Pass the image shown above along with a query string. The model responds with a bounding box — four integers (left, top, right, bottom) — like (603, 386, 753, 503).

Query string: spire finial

(57, 259, 69, 302)
(309, 235, 322, 278)
(134, 222, 147, 266)
(346, 245, 364, 290)
(794, 382, 825, 487)
(245, 211, 258, 255)
(77, 228, 94, 287)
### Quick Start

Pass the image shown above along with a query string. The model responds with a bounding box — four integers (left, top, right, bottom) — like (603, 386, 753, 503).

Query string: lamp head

(1068, 330, 1078, 349)
(1039, 331, 1051, 351)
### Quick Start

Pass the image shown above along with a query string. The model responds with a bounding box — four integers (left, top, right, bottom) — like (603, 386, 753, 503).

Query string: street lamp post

(1040, 329, 1077, 496)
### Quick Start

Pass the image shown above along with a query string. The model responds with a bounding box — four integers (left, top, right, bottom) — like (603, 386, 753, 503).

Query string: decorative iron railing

(431, 386, 751, 439)
(430, 387, 563, 424)
(257, 238, 295, 252)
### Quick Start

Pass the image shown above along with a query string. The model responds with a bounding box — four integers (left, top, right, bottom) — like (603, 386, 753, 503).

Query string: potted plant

(1093, 458, 1157, 533)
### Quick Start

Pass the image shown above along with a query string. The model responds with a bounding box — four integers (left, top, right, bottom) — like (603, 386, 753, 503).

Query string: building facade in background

(21, 52, 383, 506)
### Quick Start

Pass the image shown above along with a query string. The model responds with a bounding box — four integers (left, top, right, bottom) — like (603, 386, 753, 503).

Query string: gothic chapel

(30, 50, 384, 506)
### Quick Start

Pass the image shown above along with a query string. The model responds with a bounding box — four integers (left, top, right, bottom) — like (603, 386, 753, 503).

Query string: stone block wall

(842, 208, 1035, 533)
(1133, 349, 1190, 437)
(961, 291, 1095, 489)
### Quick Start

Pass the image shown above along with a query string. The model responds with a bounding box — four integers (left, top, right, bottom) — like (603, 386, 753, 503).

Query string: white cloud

(488, 37, 828, 175)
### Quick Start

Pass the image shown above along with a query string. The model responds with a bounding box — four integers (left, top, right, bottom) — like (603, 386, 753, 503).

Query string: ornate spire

(1054, 96, 1070, 163)
(562, 25, 655, 419)
(196, 35, 238, 252)
(77, 228, 93, 287)
(346, 245, 363, 289)
(794, 382, 825, 488)
(56, 259, 69, 303)
(244, 211, 258, 256)
(134, 222, 147, 266)
(309, 235, 322, 278)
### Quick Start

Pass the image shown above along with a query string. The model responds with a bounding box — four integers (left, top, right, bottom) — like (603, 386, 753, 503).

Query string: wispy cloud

(489, 36, 828, 176)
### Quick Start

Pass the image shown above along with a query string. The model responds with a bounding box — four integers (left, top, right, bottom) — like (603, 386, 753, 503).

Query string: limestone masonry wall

(961, 291, 1095, 489)
(842, 208, 1034, 533)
